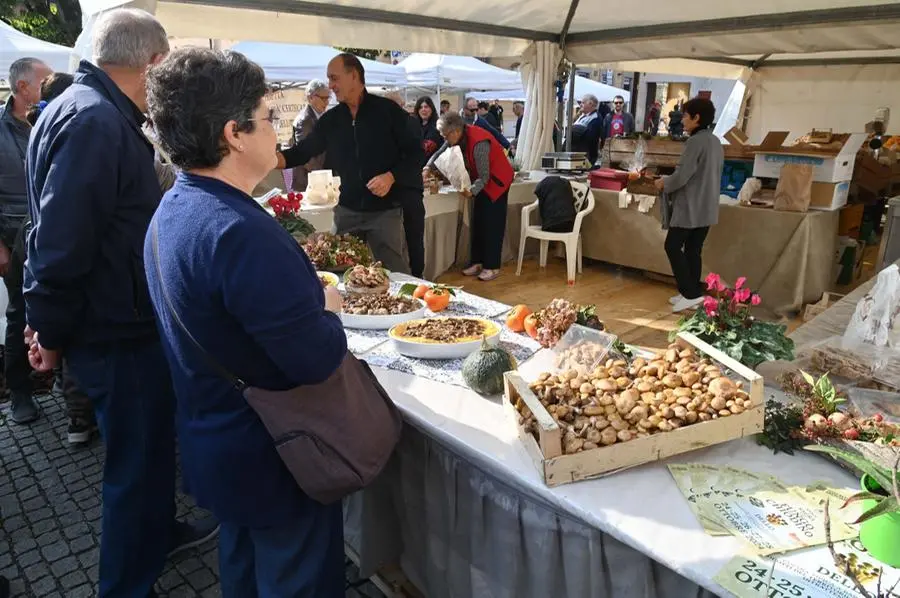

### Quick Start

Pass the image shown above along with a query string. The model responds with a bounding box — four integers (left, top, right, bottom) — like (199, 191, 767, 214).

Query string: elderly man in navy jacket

(23, 9, 217, 596)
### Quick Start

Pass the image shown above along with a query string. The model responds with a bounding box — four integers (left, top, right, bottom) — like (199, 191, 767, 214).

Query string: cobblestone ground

(0, 391, 385, 598)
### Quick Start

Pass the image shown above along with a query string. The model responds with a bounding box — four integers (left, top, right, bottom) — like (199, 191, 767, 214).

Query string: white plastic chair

(516, 180, 595, 285)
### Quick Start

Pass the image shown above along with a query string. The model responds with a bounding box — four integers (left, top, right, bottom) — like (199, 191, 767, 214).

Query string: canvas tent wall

(467, 75, 630, 104)
(399, 53, 521, 92)
(230, 41, 407, 87)
(74, 0, 900, 169)
(0, 19, 74, 78)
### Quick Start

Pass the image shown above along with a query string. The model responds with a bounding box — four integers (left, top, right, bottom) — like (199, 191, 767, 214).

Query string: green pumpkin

(462, 337, 518, 395)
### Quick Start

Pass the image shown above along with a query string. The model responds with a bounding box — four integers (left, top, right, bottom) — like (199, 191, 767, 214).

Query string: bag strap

(150, 219, 247, 392)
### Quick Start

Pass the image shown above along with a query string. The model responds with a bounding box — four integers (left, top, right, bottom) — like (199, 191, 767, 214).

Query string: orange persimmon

(424, 288, 451, 312)
(505, 304, 532, 332)
(523, 313, 539, 339)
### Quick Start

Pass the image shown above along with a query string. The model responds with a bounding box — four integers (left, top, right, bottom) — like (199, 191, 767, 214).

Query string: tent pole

(565, 62, 576, 151)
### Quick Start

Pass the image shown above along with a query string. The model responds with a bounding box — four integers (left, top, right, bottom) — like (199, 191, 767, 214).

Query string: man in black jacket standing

(24, 9, 217, 596)
(279, 54, 423, 274)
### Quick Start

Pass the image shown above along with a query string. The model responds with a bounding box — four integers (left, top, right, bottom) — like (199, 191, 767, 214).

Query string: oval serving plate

(388, 317, 500, 359)
(340, 298, 427, 330)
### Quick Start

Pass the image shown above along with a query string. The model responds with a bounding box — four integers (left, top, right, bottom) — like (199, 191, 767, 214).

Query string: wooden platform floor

(436, 254, 860, 352)
(438, 259, 688, 351)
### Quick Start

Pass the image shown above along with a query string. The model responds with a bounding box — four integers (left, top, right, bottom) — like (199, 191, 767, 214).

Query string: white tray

(388, 317, 500, 359)
(340, 299, 427, 330)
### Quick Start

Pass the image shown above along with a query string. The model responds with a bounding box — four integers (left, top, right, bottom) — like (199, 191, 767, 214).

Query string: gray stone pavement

(0, 391, 385, 597)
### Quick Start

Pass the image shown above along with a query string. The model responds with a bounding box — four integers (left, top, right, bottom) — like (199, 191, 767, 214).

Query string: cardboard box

(839, 203, 865, 237)
(724, 127, 749, 147)
(809, 181, 850, 211)
(855, 153, 894, 193)
(753, 131, 867, 182)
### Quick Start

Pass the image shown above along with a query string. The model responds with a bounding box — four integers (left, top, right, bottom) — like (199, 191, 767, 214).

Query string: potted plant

(806, 445, 900, 567)
(270, 192, 315, 243)
(672, 273, 794, 368)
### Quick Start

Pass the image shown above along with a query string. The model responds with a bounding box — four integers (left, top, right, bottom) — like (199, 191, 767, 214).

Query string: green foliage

(804, 445, 900, 524)
(2, 0, 82, 46)
(673, 308, 794, 368)
(334, 47, 385, 61)
(758, 399, 804, 455)
(799, 370, 845, 415)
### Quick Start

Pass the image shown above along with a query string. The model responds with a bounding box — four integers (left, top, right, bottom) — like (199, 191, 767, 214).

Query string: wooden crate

(503, 332, 764, 487)
(608, 137, 753, 169)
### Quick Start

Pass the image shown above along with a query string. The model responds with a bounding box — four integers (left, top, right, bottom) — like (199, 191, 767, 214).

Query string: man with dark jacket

(24, 9, 217, 596)
(279, 54, 423, 274)
(463, 97, 510, 150)
(0, 57, 51, 423)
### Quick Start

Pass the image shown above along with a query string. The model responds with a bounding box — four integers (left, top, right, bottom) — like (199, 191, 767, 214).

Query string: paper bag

(434, 146, 472, 192)
(773, 164, 813, 212)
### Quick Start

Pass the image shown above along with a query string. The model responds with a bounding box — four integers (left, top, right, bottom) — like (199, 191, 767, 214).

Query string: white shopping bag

(843, 264, 900, 350)
(434, 146, 472, 192)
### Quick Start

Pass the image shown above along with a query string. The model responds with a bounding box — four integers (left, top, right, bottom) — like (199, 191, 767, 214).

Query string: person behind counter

(425, 112, 513, 282)
(146, 47, 347, 597)
(415, 96, 443, 160)
(653, 97, 723, 314)
(277, 54, 423, 274)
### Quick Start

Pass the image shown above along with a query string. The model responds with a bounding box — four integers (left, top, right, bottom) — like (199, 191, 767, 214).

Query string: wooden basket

(503, 332, 764, 487)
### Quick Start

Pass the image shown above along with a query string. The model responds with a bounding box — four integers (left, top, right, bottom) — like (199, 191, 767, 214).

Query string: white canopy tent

(399, 53, 521, 92)
(0, 19, 74, 78)
(74, 0, 900, 168)
(467, 75, 630, 103)
(229, 41, 407, 87)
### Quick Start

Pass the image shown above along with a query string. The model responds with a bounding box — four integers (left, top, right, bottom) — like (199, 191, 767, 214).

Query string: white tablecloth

(343, 276, 860, 597)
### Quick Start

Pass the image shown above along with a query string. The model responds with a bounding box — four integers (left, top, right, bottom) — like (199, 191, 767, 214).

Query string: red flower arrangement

(269, 192, 314, 241)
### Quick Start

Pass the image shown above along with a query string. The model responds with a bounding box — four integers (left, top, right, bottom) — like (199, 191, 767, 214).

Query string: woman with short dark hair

(654, 97, 724, 313)
(425, 112, 514, 281)
(146, 47, 346, 597)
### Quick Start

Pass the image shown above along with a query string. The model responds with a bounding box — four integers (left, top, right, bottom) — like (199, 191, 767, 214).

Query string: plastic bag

(434, 146, 471, 192)
(624, 137, 647, 174)
(797, 335, 900, 392)
(737, 178, 762, 206)
(843, 264, 900, 349)
(845, 386, 900, 424)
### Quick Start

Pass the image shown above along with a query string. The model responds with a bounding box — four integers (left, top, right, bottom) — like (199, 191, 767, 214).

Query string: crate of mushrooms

(503, 332, 764, 487)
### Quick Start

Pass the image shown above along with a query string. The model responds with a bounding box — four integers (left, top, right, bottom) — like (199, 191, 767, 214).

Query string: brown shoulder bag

(151, 220, 402, 504)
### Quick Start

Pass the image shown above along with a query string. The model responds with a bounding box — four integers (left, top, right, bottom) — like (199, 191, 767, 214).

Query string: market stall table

(508, 174, 838, 314)
(342, 275, 860, 598)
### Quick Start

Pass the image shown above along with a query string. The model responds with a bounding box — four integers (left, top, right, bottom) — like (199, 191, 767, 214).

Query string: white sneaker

(669, 294, 684, 305)
(672, 296, 704, 313)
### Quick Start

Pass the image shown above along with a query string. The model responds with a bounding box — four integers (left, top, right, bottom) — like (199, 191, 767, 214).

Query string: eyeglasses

(250, 107, 280, 126)
(614, 101, 624, 105)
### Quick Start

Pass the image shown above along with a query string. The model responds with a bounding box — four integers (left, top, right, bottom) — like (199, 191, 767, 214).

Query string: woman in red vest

(424, 112, 514, 281)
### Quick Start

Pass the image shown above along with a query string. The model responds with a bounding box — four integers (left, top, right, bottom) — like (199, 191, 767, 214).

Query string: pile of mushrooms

(517, 343, 750, 454)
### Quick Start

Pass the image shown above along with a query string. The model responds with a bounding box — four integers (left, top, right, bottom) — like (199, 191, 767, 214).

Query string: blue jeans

(67, 339, 176, 598)
(218, 501, 344, 598)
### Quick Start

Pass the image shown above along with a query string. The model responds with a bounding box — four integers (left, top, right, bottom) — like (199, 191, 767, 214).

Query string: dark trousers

(218, 502, 344, 598)
(401, 195, 426, 278)
(61, 360, 93, 422)
(471, 190, 508, 270)
(333, 205, 410, 275)
(67, 339, 176, 597)
(664, 226, 709, 300)
(3, 222, 31, 398)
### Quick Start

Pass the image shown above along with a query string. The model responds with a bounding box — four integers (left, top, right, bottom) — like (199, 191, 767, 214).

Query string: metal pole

(564, 62, 576, 151)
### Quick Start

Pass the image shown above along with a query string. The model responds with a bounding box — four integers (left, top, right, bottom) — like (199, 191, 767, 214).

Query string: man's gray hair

(437, 112, 465, 135)
(581, 94, 599, 107)
(305, 79, 328, 97)
(9, 57, 45, 91)
(92, 8, 169, 69)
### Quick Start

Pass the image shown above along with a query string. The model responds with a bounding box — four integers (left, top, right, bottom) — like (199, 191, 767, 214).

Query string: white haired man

(0, 57, 51, 423)
(290, 78, 329, 192)
(23, 8, 217, 596)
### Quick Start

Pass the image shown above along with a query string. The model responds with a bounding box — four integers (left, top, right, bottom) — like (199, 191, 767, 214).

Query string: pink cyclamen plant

(703, 273, 761, 319)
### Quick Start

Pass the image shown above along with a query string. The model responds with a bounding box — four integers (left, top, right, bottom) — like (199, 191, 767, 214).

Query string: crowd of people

(0, 6, 722, 594)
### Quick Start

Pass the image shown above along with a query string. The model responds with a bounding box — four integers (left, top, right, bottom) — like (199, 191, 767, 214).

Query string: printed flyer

(715, 539, 900, 598)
